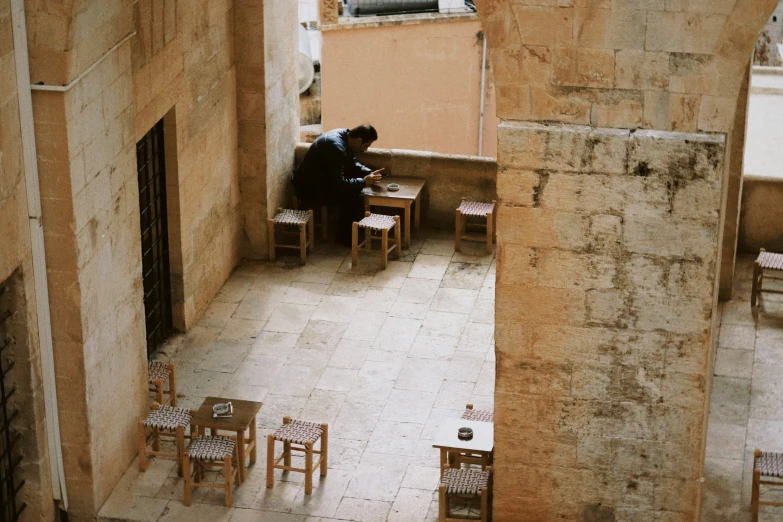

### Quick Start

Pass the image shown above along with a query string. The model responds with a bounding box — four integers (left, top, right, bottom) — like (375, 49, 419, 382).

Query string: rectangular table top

(432, 418, 494, 453)
(362, 176, 425, 201)
(191, 396, 262, 431)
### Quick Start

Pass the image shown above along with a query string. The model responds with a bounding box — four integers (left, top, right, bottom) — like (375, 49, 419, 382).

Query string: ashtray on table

(458, 427, 473, 441)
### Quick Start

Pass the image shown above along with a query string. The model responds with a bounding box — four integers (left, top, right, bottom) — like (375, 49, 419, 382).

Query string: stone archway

(474, 0, 779, 519)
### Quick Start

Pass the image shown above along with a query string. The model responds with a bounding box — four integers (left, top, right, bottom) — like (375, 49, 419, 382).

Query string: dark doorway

(137, 119, 173, 357)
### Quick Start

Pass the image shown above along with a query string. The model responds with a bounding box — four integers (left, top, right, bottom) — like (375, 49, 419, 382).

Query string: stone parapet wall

(738, 175, 783, 253)
(295, 143, 498, 228)
(493, 121, 724, 520)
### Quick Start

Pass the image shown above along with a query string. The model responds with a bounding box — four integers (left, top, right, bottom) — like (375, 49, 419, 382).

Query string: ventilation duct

(346, 0, 438, 16)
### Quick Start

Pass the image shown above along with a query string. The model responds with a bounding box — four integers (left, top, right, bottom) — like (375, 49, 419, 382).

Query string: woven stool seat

(274, 209, 311, 225)
(188, 436, 235, 461)
(757, 452, 783, 478)
(461, 408, 493, 423)
(148, 361, 171, 383)
(458, 200, 495, 217)
(758, 251, 783, 271)
(357, 213, 396, 231)
(143, 406, 191, 431)
(442, 468, 490, 495)
(273, 419, 323, 444)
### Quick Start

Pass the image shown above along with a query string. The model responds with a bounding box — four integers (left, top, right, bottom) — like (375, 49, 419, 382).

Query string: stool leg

(266, 434, 275, 489)
(305, 441, 314, 494)
(394, 216, 401, 258)
(752, 457, 761, 522)
(320, 423, 328, 476)
(169, 363, 177, 406)
(299, 223, 307, 265)
(284, 441, 291, 467)
(321, 206, 328, 241)
(268, 219, 276, 261)
(481, 486, 488, 522)
(152, 427, 160, 452)
(308, 209, 315, 253)
(381, 228, 388, 270)
(485, 210, 493, 254)
(138, 420, 147, 471)
(154, 379, 164, 405)
(752, 259, 761, 308)
(351, 222, 359, 266)
(439, 484, 447, 521)
(224, 455, 233, 507)
(455, 208, 462, 253)
(176, 426, 185, 477)
(183, 456, 192, 506)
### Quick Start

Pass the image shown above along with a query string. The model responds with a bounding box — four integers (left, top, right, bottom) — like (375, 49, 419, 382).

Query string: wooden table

(191, 397, 262, 484)
(362, 177, 425, 248)
(432, 418, 494, 476)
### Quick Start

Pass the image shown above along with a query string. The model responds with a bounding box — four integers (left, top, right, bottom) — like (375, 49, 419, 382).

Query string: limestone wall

(24, 0, 243, 517)
(494, 121, 724, 520)
(738, 175, 783, 253)
(133, 0, 242, 328)
(320, 14, 499, 158)
(0, 0, 54, 519)
(236, 0, 299, 260)
(294, 143, 497, 228)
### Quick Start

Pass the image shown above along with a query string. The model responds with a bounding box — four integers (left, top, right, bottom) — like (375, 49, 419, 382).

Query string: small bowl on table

(387, 183, 400, 192)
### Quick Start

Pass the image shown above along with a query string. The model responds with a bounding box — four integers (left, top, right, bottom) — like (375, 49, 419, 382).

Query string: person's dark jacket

(292, 128, 372, 204)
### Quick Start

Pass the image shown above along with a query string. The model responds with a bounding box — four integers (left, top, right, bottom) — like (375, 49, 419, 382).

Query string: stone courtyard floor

(99, 230, 496, 522)
(703, 255, 783, 522)
(98, 243, 783, 521)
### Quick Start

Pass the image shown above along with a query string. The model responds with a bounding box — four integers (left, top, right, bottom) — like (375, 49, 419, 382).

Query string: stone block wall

(295, 143, 498, 228)
(23, 0, 243, 517)
(0, 0, 54, 518)
(236, 0, 299, 260)
(494, 121, 725, 520)
(133, 0, 242, 328)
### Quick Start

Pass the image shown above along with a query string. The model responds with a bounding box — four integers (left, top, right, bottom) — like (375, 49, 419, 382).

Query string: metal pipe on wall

(9, 0, 69, 509)
(478, 31, 487, 157)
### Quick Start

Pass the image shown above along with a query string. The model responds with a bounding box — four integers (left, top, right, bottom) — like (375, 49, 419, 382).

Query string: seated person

(292, 124, 384, 246)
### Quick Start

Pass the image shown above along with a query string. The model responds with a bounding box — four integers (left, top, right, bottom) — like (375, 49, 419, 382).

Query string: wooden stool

(268, 208, 314, 265)
(462, 404, 493, 423)
(184, 436, 239, 508)
(267, 417, 328, 495)
(148, 361, 177, 406)
(439, 467, 491, 522)
(752, 450, 783, 521)
(455, 199, 496, 255)
(138, 403, 193, 475)
(293, 196, 331, 241)
(752, 249, 783, 309)
(351, 212, 401, 270)
(448, 404, 494, 470)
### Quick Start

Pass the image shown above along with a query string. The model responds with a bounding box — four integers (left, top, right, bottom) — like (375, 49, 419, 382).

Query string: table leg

(414, 195, 421, 232)
(237, 430, 246, 484)
(440, 448, 448, 478)
(250, 416, 257, 463)
(404, 204, 411, 249)
(365, 198, 370, 213)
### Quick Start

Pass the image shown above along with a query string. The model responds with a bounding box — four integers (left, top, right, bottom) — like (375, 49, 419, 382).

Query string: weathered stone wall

(476, 0, 778, 517)
(0, 0, 54, 519)
(236, 0, 299, 260)
(738, 175, 783, 253)
(133, 0, 242, 327)
(24, 0, 243, 517)
(494, 122, 724, 520)
(295, 143, 498, 228)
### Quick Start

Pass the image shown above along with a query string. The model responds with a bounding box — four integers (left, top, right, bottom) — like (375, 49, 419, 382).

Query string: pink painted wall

(321, 18, 499, 158)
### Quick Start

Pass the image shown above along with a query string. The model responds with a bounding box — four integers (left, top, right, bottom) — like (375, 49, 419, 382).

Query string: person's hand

(364, 172, 382, 186)
(371, 168, 386, 177)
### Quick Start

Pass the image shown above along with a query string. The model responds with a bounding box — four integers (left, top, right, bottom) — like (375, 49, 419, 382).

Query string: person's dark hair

(348, 124, 378, 143)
